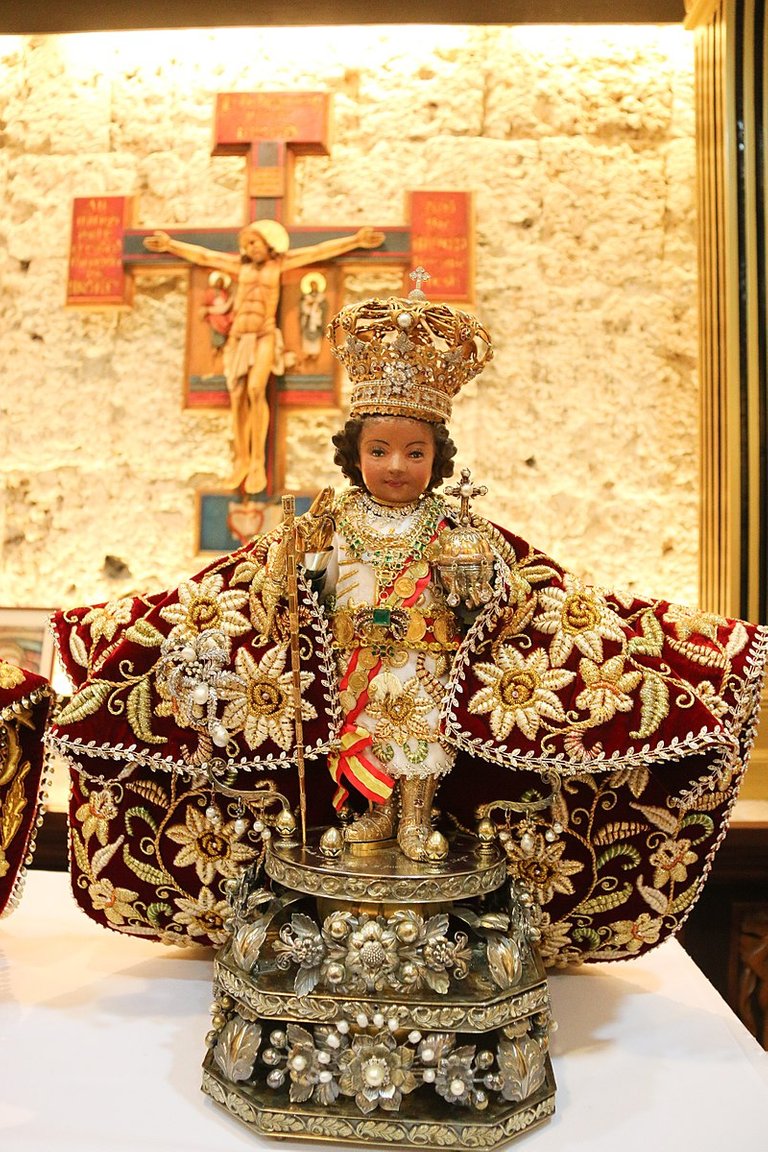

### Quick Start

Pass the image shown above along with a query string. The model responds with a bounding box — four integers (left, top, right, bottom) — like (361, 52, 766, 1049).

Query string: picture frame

(0, 607, 56, 681)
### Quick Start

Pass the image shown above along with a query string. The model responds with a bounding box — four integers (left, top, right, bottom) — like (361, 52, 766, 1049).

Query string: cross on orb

(444, 468, 488, 524)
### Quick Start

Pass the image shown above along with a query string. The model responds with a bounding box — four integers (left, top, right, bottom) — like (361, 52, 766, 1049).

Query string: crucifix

(66, 92, 476, 537)
(143, 219, 385, 495)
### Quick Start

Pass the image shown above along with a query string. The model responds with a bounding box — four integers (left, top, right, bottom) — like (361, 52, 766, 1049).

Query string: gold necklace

(338, 490, 442, 593)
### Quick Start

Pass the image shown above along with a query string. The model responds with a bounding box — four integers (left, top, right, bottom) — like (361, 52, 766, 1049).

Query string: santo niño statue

(49, 271, 768, 972)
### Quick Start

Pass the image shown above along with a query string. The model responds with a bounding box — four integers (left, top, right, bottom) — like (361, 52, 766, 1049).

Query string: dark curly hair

(332, 416, 457, 492)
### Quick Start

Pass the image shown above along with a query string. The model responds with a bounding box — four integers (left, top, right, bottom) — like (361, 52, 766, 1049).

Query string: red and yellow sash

(328, 547, 439, 809)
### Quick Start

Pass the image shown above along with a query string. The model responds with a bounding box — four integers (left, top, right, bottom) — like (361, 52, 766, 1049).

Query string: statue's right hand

(296, 487, 336, 555)
(143, 230, 171, 252)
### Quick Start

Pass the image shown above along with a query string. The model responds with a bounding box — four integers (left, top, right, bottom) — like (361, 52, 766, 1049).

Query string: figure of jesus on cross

(144, 220, 385, 494)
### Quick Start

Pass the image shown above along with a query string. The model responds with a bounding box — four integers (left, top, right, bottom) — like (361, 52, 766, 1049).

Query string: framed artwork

(0, 607, 56, 680)
(196, 491, 313, 555)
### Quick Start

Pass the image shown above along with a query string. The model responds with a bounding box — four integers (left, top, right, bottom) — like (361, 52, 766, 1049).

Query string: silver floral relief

(205, 1005, 553, 1118)
(270, 909, 472, 997)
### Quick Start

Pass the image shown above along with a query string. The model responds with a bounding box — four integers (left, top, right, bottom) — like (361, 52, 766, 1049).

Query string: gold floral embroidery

(502, 835, 584, 906)
(160, 574, 250, 641)
(365, 676, 434, 745)
(173, 887, 231, 944)
(662, 603, 726, 642)
(217, 643, 316, 751)
(575, 656, 643, 724)
(87, 878, 140, 926)
(468, 647, 575, 740)
(74, 788, 119, 846)
(534, 575, 627, 666)
(165, 805, 258, 886)
(648, 836, 699, 888)
(610, 913, 664, 953)
(82, 598, 134, 644)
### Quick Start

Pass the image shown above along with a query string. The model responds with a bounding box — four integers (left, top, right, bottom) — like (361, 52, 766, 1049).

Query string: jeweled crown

(327, 267, 493, 424)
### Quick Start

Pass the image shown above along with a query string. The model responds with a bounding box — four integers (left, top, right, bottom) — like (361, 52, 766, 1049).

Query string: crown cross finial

(444, 468, 488, 523)
(409, 266, 431, 299)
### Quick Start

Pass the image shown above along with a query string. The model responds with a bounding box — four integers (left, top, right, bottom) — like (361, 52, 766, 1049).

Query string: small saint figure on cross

(144, 220, 384, 494)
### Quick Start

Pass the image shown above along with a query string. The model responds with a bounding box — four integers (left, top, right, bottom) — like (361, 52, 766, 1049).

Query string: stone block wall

(0, 24, 698, 613)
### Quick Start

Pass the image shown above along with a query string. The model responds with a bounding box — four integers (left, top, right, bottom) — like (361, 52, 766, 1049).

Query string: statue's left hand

(355, 227, 386, 250)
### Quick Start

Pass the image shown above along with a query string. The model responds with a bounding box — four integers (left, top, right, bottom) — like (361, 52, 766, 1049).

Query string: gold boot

(397, 776, 448, 862)
(344, 797, 397, 844)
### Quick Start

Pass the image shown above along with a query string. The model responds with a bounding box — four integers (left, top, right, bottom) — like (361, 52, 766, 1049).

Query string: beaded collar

(337, 489, 443, 593)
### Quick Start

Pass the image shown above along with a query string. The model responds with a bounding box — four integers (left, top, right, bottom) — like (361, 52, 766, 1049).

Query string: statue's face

(240, 227, 269, 262)
(358, 417, 435, 506)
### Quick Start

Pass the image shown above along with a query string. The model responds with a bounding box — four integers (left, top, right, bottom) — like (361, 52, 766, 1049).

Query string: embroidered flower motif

(159, 573, 250, 641)
(0, 663, 26, 689)
(165, 805, 258, 886)
(88, 878, 139, 925)
(575, 656, 643, 724)
(81, 598, 134, 643)
(338, 1032, 417, 1114)
(610, 912, 664, 953)
(173, 887, 231, 944)
(468, 647, 575, 741)
(365, 676, 433, 744)
(344, 918, 401, 992)
(649, 837, 698, 887)
(503, 834, 583, 906)
(74, 788, 119, 846)
(217, 643, 316, 751)
(534, 575, 627, 666)
(663, 604, 725, 643)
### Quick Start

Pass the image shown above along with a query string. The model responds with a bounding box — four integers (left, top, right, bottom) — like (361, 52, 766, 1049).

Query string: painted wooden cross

(66, 92, 475, 539)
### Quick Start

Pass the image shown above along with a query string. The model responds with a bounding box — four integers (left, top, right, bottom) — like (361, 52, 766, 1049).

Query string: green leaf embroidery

(575, 883, 633, 915)
(123, 618, 165, 648)
(56, 680, 112, 725)
(126, 679, 165, 744)
(627, 609, 665, 657)
(631, 671, 669, 739)
(122, 844, 168, 887)
(124, 805, 159, 837)
(147, 901, 173, 927)
(70, 827, 91, 879)
(595, 843, 642, 870)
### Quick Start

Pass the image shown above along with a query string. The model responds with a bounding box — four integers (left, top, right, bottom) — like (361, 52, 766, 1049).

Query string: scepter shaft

(282, 495, 307, 845)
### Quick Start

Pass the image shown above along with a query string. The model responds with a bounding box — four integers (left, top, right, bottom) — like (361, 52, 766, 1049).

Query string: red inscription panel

(409, 191, 473, 303)
(214, 92, 330, 154)
(66, 196, 133, 306)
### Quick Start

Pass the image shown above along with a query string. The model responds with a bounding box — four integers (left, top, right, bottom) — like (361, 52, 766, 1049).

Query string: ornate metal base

(202, 1060, 556, 1149)
(202, 830, 556, 1150)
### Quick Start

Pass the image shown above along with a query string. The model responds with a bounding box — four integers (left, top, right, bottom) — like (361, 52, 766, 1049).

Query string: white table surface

(1, 870, 767, 1151)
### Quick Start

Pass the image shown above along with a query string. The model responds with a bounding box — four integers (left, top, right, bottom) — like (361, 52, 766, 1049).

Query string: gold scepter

(282, 494, 308, 846)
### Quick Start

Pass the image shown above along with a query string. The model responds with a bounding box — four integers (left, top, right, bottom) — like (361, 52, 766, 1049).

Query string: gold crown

(327, 268, 493, 424)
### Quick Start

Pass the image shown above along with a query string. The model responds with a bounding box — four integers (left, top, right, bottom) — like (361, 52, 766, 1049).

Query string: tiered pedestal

(202, 832, 556, 1151)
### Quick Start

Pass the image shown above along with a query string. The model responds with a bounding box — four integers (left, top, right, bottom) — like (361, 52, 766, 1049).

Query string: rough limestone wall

(0, 24, 698, 614)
